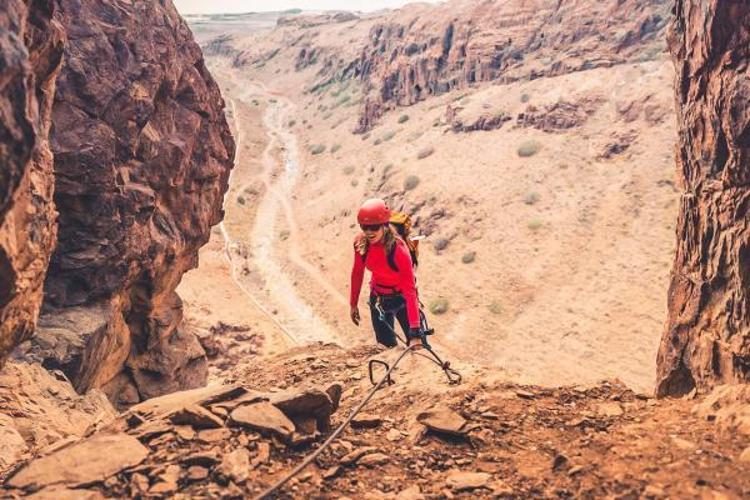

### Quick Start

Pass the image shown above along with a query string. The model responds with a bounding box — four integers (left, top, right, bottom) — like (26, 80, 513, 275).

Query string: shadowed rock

(0, 0, 64, 367)
(656, 1, 750, 396)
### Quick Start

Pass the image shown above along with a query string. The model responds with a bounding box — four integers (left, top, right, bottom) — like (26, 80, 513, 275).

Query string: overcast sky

(173, 0, 438, 14)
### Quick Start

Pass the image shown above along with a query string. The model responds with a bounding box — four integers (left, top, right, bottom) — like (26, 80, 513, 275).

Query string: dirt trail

(216, 71, 345, 349)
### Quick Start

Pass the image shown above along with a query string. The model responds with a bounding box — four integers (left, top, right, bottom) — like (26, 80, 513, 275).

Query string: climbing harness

(253, 299, 461, 499)
(368, 298, 462, 386)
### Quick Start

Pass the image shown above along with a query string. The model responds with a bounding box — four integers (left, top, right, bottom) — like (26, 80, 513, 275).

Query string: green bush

(517, 140, 541, 157)
(429, 298, 450, 315)
(433, 237, 450, 251)
(331, 144, 341, 154)
(417, 146, 435, 160)
(461, 251, 476, 264)
(398, 114, 410, 124)
(310, 144, 326, 155)
(527, 219, 543, 231)
(524, 192, 540, 205)
(488, 301, 502, 315)
(403, 175, 420, 191)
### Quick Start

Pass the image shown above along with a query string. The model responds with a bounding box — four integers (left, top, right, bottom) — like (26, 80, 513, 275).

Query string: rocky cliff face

(25, 0, 235, 408)
(0, 0, 63, 367)
(350, 0, 669, 131)
(656, 1, 750, 396)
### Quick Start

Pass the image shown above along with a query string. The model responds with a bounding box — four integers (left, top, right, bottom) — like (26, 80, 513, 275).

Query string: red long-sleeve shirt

(350, 237, 420, 328)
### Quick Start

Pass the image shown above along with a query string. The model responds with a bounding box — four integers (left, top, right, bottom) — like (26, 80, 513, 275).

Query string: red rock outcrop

(0, 0, 64, 367)
(351, 0, 669, 131)
(36, 0, 235, 408)
(656, 1, 750, 396)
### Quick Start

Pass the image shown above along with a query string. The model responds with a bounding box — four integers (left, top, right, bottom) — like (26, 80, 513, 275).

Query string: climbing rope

(253, 303, 462, 499)
(253, 344, 419, 500)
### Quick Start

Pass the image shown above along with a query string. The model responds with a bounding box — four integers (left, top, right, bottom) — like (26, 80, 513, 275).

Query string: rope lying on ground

(253, 344, 419, 500)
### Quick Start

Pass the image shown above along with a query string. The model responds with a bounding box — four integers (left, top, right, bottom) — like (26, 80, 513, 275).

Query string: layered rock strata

(656, 1, 750, 396)
(0, 0, 64, 367)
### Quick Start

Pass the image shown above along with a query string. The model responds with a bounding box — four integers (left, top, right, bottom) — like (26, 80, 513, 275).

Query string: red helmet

(357, 198, 390, 225)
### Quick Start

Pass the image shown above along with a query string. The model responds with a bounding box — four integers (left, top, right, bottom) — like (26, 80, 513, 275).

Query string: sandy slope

(180, 10, 678, 394)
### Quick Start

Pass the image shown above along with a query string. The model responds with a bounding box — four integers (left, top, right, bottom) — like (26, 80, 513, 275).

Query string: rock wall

(0, 0, 64, 367)
(656, 1, 750, 396)
(351, 0, 670, 131)
(36, 0, 234, 408)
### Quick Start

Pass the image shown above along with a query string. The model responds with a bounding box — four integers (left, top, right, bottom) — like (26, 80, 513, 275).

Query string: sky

(173, 0, 438, 15)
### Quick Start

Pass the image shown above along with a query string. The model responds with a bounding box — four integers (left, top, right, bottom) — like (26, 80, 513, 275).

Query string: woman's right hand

(350, 306, 360, 326)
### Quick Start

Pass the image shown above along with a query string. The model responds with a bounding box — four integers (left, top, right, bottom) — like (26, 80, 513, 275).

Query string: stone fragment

(149, 465, 180, 494)
(386, 429, 404, 442)
(396, 485, 425, 500)
(181, 451, 220, 468)
(597, 402, 624, 417)
(170, 404, 224, 429)
(358, 453, 390, 466)
(127, 385, 246, 422)
(445, 470, 491, 491)
(174, 426, 196, 441)
(187, 466, 210, 482)
(27, 488, 104, 500)
(217, 448, 251, 484)
(739, 447, 750, 463)
(515, 390, 535, 399)
(8, 433, 148, 490)
(417, 408, 468, 436)
(351, 414, 382, 429)
(341, 447, 378, 465)
(252, 442, 271, 468)
(323, 465, 343, 480)
(196, 428, 232, 443)
(229, 402, 295, 440)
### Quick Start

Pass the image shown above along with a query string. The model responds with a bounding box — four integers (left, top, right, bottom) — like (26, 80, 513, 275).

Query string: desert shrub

(461, 251, 476, 264)
(398, 114, 410, 124)
(407, 130, 424, 142)
(527, 219, 543, 231)
(517, 140, 541, 157)
(374, 138, 382, 146)
(361, 132, 370, 141)
(279, 230, 290, 241)
(383, 163, 394, 173)
(331, 144, 341, 154)
(350, 179, 359, 187)
(429, 298, 450, 315)
(288, 120, 296, 127)
(488, 301, 502, 315)
(433, 237, 450, 251)
(237, 196, 246, 205)
(343, 165, 355, 175)
(269, 98, 277, 103)
(382, 130, 396, 142)
(403, 175, 420, 191)
(520, 93, 530, 103)
(310, 144, 326, 155)
(417, 146, 435, 160)
(322, 112, 333, 120)
(524, 192, 540, 205)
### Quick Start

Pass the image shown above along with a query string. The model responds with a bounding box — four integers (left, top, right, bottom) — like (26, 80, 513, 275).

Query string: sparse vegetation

(398, 114, 410, 124)
(237, 196, 246, 205)
(279, 230, 290, 241)
(527, 219, 544, 231)
(383, 163, 394, 173)
(288, 120, 296, 127)
(524, 192, 541, 205)
(429, 298, 450, 315)
(417, 146, 435, 160)
(403, 175, 420, 191)
(350, 179, 359, 187)
(382, 130, 396, 142)
(310, 144, 326, 155)
(520, 93, 531, 103)
(322, 112, 333, 120)
(331, 144, 341, 154)
(461, 251, 476, 264)
(343, 165, 355, 175)
(361, 133, 370, 141)
(517, 140, 541, 157)
(407, 130, 424, 142)
(374, 138, 382, 146)
(433, 237, 450, 251)
(488, 301, 502, 315)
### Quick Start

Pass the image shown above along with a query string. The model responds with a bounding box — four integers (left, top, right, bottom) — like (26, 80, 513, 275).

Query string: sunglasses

(360, 224, 383, 232)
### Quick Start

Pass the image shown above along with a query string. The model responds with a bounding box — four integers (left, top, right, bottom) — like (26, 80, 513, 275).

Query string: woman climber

(349, 198, 426, 348)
